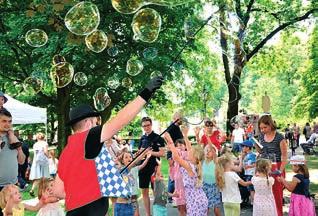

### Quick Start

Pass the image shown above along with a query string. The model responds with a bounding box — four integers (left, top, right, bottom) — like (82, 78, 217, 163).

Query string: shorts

(139, 171, 154, 189)
(202, 182, 221, 208)
(244, 175, 254, 191)
(114, 203, 134, 216)
(66, 197, 108, 216)
(153, 204, 167, 216)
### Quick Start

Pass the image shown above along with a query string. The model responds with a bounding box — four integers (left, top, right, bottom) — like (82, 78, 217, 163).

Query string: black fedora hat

(0, 91, 8, 103)
(67, 104, 100, 126)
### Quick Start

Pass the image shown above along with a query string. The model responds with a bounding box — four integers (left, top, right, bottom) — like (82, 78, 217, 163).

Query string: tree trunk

(56, 86, 71, 154)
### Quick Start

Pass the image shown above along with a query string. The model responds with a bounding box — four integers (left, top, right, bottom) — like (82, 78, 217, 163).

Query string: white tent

(3, 94, 47, 125)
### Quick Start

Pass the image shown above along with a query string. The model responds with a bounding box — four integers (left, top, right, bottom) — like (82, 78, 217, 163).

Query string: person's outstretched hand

(145, 76, 164, 93)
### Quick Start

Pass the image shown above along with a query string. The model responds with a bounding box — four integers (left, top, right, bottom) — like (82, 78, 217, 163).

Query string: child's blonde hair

(204, 144, 216, 157)
(49, 149, 57, 164)
(215, 155, 232, 190)
(191, 145, 205, 187)
(38, 177, 54, 200)
(0, 184, 18, 209)
(255, 159, 271, 186)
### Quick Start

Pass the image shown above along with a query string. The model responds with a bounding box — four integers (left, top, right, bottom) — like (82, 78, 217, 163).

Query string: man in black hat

(52, 77, 163, 216)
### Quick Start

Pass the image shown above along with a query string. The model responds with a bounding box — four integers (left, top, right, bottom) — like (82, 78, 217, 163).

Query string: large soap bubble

(122, 77, 132, 88)
(23, 77, 43, 94)
(85, 30, 108, 53)
(108, 75, 120, 89)
(65, 2, 100, 36)
(126, 59, 144, 76)
(25, 29, 48, 47)
(143, 47, 158, 60)
(132, 8, 162, 43)
(111, 0, 144, 14)
(74, 72, 88, 86)
(50, 62, 74, 88)
(94, 87, 111, 111)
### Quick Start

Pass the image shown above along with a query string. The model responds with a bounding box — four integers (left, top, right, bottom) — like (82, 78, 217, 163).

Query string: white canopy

(3, 94, 47, 124)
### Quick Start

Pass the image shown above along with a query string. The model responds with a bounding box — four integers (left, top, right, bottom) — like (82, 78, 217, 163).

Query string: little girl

(165, 130, 208, 216)
(215, 154, 251, 216)
(252, 159, 277, 216)
(202, 144, 221, 216)
(0, 184, 41, 216)
(36, 177, 64, 216)
(115, 148, 152, 216)
(48, 149, 58, 178)
(278, 155, 316, 216)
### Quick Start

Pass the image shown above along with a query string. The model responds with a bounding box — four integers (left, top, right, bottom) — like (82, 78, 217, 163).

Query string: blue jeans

(114, 203, 134, 216)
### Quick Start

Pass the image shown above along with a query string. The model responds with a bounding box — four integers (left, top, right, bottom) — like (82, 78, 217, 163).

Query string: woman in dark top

(256, 115, 288, 216)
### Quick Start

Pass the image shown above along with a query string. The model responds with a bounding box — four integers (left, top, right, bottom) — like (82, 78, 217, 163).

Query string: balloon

(126, 59, 144, 76)
(23, 77, 43, 94)
(50, 62, 74, 88)
(85, 30, 108, 53)
(132, 8, 161, 43)
(64, 1, 100, 36)
(94, 87, 111, 111)
(121, 77, 132, 88)
(111, 0, 144, 14)
(74, 72, 88, 86)
(52, 55, 66, 65)
(143, 47, 158, 60)
(25, 29, 48, 47)
(107, 46, 119, 57)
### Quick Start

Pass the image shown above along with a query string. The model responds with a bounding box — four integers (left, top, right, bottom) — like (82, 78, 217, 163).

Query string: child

(152, 160, 168, 216)
(48, 149, 58, 178)
(278, 155, 316, 216)
(0, 184, 41, 216)
(171, 139, 187, 216)
(165, 130, 208, 216)
(36, 178, 64, 216)
(252, 159, 277, 216)
(241, 140, 256, 204)
(215, 155, 252, 216)
(202, 144, 221, 216)
(115, 148, 152, 216)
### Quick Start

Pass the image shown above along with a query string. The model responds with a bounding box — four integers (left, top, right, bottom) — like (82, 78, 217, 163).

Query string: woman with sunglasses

(195, 120, 223, 151)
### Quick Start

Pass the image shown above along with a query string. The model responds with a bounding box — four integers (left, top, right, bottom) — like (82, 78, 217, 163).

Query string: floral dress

(180, 162, 208, 216)
(252, 176, 277, 216)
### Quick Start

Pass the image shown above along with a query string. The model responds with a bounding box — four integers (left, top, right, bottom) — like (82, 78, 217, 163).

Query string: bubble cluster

(85, 30, 108, 53)
(94, 87, 111, 111)
(107, 46, 119, 57)
(150, 70, 162, 79)
(121, 77, 132, 88)
(132, 8, 162, 43)
(143, 47, 158, 60)
(50, 62, 74, 88)
(23, 77, 43, 94)
(108, 75, 120, 89)
(126, 59, 144, 76)
(64, 2, 100, 36)
(74, 72, 88, 86)
(25, 29, 48, 47)
(52, 55, 66, 65)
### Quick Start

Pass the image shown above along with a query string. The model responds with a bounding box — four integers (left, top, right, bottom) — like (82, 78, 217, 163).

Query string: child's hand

(194, 126, 201, 135)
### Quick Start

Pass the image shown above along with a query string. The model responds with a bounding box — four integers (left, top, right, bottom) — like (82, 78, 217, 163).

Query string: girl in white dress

(252, 159, 277, 216)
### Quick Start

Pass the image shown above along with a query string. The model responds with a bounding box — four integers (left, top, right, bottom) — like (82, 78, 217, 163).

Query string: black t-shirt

(166, 123, 183, 160)
(138, 131, 165, 174)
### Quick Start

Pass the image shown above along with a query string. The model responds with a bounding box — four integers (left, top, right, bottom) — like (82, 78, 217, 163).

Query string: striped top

(259, 132, 284, 162)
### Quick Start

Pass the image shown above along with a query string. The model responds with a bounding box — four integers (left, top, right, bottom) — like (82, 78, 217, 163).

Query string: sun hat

(289, 155, 306, 165)
(67, 104, 100, 126)
(0, 91, 8, 103)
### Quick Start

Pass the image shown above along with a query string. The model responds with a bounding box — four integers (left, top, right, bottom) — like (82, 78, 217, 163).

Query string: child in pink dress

(252, 159, 277, 216)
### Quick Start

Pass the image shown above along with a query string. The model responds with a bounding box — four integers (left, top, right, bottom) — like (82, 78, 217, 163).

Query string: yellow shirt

(12, 203, 24, 216)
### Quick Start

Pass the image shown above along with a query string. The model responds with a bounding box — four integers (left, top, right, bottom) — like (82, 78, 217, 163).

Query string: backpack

(36, 150, 49, 166)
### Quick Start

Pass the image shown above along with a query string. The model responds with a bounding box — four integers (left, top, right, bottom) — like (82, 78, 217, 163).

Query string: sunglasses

(205, 123, 214, 127)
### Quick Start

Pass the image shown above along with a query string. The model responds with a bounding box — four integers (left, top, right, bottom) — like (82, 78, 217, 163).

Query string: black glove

(139, 76, 163, 102)
(9, 142, 22, 150)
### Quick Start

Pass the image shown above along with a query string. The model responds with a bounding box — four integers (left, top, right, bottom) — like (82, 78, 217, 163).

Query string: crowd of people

(0, 76, 317, 216)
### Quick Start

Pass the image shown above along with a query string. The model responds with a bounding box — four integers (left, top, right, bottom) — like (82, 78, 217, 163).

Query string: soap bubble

(111, 0, 144, 14)
(25, 29, 48, 47)
(108, 75, 120, 89)
(74, 72, 88, 86)
(121, 77, 132, 88)
(132, 8, 162, 43)
(90, 64, 95, 69)
(107, 46, 119, 57)
(143, 47, 158, 60)
(50, 62, 74, 88)
(23, 77, 43, 94)
(52, 55, 66, 65)
(171, 61, 184, 72)
(64, 2, 100, 36)
(150, 70, 162, 79)
(85, 30, 108, 53)
(94, 87, 111, 111)
(126, 59, 144, 76)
